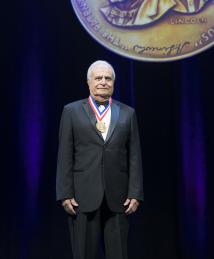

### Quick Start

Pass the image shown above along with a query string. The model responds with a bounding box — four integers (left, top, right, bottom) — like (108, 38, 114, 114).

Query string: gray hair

(87, 60, 116, 81)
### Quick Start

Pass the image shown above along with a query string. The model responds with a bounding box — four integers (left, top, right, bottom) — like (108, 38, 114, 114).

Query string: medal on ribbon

(88, 96, 112, 133)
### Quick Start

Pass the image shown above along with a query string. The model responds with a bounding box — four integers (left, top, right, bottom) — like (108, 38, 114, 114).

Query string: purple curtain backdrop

(179, 61, 207, 259)
(1, 1, 214, 259)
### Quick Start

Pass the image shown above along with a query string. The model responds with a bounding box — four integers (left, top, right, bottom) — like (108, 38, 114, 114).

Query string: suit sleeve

(56, 106, 74, 201)
(128, 109, 144, 201)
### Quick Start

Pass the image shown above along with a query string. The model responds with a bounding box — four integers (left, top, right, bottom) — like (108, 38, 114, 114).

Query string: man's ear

(87, 79, 90, 87)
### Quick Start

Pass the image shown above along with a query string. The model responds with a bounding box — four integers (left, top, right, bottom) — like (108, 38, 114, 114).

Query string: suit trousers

(68, 197, 129, 259)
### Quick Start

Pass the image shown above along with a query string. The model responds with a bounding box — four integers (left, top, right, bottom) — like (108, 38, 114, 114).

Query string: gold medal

(96, 121, 106, 133)
(71, 0, 214, 61)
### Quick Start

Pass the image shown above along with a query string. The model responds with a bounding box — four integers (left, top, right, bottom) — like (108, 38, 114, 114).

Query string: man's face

(87, 65, 114, 101)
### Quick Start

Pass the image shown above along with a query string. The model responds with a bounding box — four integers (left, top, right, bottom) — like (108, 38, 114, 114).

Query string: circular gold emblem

(71, 0, 214, 62)
(96, 121, 107, 133)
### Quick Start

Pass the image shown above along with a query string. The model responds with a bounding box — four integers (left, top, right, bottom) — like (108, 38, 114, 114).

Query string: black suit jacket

(56, 98, 143, 213)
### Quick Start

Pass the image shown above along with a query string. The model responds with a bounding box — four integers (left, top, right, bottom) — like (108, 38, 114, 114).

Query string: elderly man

(56, 60, 143, 259)
(100, 0, 210, 27)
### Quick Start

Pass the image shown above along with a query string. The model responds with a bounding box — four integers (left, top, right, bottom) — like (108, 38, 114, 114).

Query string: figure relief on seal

(100, 0, 211, 27)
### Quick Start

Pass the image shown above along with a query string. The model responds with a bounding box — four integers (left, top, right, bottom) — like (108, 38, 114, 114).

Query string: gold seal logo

(71, 0, 214, 61)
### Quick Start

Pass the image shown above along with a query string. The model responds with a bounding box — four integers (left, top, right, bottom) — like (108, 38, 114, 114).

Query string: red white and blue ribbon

(88, 96, 112, 121)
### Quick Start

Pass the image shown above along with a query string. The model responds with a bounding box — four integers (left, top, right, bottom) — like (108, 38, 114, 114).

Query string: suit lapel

(82, 99, 104, 141)
(105, 101, 120, 143)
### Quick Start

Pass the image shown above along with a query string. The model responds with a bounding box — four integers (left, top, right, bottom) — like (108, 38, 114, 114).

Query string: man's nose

(100, 77, 106, 84)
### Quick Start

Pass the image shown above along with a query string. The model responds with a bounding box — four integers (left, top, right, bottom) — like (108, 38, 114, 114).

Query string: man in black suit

(56, 60, 143, 259)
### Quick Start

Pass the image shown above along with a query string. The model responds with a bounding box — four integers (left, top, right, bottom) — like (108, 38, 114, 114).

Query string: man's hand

(124, 198, 140, 215)
(62, 198, 79, 215)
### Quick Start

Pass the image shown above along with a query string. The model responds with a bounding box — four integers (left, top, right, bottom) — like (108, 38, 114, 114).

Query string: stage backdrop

(1, 1, 214, 259)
